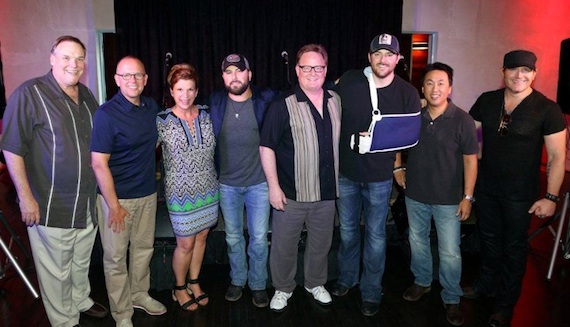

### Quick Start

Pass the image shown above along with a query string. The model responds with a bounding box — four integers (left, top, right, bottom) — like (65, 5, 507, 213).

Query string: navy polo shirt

(91, 92, 159, 199)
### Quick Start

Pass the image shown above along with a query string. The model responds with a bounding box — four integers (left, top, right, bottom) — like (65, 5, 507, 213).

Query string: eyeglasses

(498, 111, 512, 136)
(298, 65, 326, 73)
(115, 73, 145, 80)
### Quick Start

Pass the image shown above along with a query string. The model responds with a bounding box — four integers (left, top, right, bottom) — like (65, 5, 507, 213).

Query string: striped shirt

(260, 84, 341, 202)
(0, 71, 98, 228)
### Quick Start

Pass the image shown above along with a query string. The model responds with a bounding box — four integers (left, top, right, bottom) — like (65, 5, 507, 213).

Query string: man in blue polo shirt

(91, 56, 166, 327)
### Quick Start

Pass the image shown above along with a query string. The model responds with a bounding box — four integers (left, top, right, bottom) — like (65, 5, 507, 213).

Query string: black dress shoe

(331, 282, 349, 297)
(82, 302, 109, 318)
(252, 290, 269, 308)
(361, 301, 380, 317)
(225, 284, 243, 302)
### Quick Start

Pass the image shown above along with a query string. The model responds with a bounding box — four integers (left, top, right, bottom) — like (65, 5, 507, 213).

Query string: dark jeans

(473, 193, 533, 318)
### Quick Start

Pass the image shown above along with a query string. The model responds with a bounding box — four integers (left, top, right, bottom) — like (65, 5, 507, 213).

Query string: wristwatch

(464, 194, 476, 203)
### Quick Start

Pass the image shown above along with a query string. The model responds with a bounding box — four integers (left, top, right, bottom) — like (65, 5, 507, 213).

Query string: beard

(371, 63, 395, 79)
(226, 80, 250, 96)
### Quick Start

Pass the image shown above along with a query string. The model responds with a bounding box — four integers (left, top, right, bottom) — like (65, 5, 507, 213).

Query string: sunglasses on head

(498, 112, 511, 136)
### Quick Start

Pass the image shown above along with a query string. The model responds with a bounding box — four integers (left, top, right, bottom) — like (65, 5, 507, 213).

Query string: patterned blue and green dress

(156, 105, 219, 237)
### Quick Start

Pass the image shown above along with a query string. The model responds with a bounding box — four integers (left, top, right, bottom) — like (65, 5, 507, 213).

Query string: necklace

(229, 99, 247, 119)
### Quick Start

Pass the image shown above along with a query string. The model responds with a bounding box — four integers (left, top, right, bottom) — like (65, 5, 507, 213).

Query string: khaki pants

(97, 193, 157, 321)
(28, 216, 97, 327)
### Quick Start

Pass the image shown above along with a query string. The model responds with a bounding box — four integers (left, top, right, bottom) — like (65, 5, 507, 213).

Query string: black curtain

(114, 0, 403, 105)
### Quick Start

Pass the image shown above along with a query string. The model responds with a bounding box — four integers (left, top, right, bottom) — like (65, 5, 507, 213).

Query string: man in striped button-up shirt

(260, 44, 341, 313)
(0, 35, 108, 326)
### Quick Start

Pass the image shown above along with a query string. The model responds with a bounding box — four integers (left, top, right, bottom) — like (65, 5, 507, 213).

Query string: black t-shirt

(470, 88, 566, 201)
(336, 69, 421, 183)
(406, 102, 479, 204)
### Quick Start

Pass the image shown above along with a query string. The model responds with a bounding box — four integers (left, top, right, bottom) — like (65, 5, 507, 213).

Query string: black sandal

(187, 278, 209, 306)
(172, 284, 198, 311)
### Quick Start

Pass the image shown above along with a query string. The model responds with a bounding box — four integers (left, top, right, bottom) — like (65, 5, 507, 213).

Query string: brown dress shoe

(444, 303, 465, 326)
(461, 286, 479, 299)
(82, 302, 109, 318)
(488, 312, 509, 327)
(402, 283, 431, 302)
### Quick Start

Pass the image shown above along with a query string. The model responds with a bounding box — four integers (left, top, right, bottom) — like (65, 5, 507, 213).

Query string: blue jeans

(220, 182, 270, 290)
(405, 197, 463, 304)
(336, 174, 392, 303)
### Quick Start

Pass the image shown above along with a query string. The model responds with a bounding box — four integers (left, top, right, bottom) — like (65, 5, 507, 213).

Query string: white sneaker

(117, 318, 133, 327)
(270, 290, 293, 312)
(304, 285, 332, 305)
(133, 295, 167, 315)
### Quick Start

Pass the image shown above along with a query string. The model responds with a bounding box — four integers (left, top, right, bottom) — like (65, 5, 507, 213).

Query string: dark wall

(0, 43, 6, 118)
(114, 0, 403, 105)
(557, 38, 570, 114)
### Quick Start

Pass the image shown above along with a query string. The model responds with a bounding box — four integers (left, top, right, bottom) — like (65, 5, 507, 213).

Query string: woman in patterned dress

(156, 64, 219, 311)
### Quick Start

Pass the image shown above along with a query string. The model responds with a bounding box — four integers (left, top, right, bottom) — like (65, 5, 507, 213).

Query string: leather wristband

(544, 193, 560, 203)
